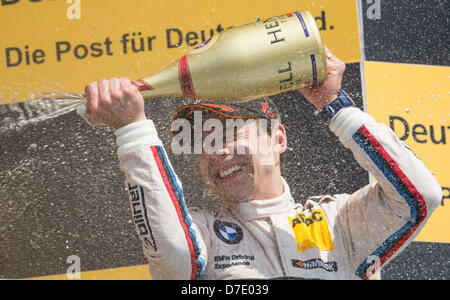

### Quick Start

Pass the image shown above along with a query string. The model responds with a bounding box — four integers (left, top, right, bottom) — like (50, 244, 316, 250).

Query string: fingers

(109, 78, 122, 101)
(85, 77, 140, 106)
(119, 77, 138, 96)
(119, 77, 131, 88)
(324, 45, 345, 74)
(98, 79, 111, 106)
(324, 46, 333, 60)
(84, 81, 98, 113)
(85, 78, 124, 112)
(82, 77, 145, 128)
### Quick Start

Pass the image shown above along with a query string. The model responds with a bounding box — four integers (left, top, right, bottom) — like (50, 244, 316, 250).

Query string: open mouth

(215, 162, 247, 181)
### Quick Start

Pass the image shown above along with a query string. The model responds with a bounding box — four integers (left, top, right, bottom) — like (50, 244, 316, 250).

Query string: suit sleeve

(114, 120, 207, 280)
(328, 105, 442, 280)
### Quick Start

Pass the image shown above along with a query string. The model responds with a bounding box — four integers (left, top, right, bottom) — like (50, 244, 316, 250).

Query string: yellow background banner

(0, 0, 360, 103)
(28, 264, 151, 280)
(364, 61, 450, 243)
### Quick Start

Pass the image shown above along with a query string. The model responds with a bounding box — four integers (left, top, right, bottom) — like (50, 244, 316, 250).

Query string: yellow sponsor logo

(288, 209, 334, 252)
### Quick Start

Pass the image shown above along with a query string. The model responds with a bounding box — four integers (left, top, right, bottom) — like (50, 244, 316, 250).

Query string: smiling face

(198, 115, 287, 203)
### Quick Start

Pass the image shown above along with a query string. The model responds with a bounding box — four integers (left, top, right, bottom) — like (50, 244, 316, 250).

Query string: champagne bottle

(132, 10, 327, 103)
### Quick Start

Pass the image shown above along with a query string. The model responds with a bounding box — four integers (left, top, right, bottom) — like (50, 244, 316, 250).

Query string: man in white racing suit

(80, 48, 442, 280)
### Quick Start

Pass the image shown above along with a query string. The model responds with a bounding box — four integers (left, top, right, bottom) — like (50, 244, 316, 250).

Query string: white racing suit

(115, 107, 442, 280)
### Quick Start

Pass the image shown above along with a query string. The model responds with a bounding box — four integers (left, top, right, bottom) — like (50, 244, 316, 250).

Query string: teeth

(219, 164, 244, 179)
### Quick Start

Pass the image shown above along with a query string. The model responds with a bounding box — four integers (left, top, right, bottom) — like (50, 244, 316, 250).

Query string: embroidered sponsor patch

(213, 220, 244, 245)
(292, 258, 338, 272)
(214, 254, 255, 270)
(128, 184, 157, 251)
(288, 209, 334, 252)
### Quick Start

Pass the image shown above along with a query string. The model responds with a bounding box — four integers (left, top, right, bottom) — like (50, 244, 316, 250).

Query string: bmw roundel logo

(213, 220, 243, 245)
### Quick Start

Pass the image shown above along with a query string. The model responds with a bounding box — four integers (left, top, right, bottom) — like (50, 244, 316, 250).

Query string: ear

(272, 123, 287, 155)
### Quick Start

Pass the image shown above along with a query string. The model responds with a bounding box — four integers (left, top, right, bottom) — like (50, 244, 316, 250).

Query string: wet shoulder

(301, 193, 351, 217)
(189, 206, 239, 227)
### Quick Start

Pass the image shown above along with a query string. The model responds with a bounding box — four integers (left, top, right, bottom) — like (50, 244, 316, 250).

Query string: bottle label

(310, 54, 318, 86)
(131, 79, 154, 91)
(189, 34, 219, 55)
(178, 56, 197, 100)
(195, 37, 212, 50)
(293, 11, 310, 38)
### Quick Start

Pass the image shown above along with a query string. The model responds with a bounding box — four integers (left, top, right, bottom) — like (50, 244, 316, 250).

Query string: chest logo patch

(288, 209, 334, 252)
(213, 220, 244, 245)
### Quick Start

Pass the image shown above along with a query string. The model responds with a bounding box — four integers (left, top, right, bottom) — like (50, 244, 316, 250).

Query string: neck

(251, 171, 284, 200)
(220, 170, 284, 203)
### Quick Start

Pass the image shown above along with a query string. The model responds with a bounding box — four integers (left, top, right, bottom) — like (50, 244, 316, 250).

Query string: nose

(212, 144, 232, 157)
(200, 142, 235, 166)
(201, 131, 235, 156)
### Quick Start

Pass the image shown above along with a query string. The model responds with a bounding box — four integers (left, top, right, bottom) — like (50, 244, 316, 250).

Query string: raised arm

(82, 78, 207, 279)
(299, 48, 442, 279)
(328, 104, 441, 279)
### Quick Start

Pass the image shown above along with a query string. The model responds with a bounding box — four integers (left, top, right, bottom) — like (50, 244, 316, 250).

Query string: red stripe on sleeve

(150, 146, 198, 280)
(359, 126, 427, 278)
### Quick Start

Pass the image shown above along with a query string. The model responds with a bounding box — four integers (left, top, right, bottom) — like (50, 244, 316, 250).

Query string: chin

(216, 176, 255, 203)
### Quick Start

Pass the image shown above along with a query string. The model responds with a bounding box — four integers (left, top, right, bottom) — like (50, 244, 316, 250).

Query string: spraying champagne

(2, 10, 326, 131)
(77, 9, 327, 125)
(3, 10, 326, 130)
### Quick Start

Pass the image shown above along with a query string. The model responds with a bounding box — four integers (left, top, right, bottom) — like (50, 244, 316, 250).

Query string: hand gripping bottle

(133, 10, 327, 103)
